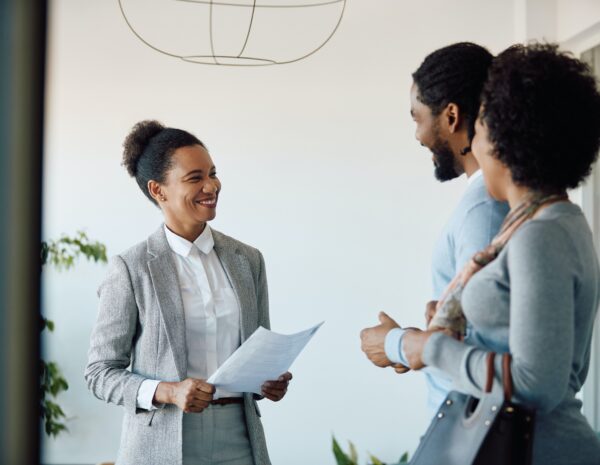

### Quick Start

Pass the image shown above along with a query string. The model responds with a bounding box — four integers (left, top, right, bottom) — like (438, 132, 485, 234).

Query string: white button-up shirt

(137, 225, 242, 409)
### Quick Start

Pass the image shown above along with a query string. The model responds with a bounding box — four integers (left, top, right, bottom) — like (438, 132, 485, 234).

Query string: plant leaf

(369, 453, 384, 465)
(349, 441, 358, 464)
(332, 436, 354, 465)
(41, 232, 108, 271)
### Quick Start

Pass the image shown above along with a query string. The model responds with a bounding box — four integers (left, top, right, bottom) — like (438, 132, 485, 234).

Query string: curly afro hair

(413, 42, 493, 142)
(122, 120, 205, 205)
(480, 43, 600, 192)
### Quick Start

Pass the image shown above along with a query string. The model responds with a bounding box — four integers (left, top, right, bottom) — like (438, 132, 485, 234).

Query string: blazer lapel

(147, 226, 187, 381)
(212, 231, 258, 342)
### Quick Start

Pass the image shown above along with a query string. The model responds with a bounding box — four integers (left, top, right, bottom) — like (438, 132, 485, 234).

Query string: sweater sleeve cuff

(423, 331, 468, 380)
(385, 328, 408, 365)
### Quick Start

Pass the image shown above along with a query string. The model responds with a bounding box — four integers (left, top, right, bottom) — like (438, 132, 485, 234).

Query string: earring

(160, 196, 166, 202)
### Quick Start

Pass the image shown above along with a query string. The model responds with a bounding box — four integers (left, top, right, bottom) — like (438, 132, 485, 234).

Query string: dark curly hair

(122, 120, 205, 205)
(413, 42, 493, 142)
(480, 43, 600, 192)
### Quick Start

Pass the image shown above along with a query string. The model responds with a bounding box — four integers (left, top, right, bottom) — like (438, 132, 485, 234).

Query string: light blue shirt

(385, 171, 509, 415)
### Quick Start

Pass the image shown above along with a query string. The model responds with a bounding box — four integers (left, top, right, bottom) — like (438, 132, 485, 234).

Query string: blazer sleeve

(256, 251, 270, 331)
(252, 250, 271, 401)
(84, 255, 146, 416)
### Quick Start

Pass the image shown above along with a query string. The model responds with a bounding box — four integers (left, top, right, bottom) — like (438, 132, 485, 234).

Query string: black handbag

(409, 353, 535, 465)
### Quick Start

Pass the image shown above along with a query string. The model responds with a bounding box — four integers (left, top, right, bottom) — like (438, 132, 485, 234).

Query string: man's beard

(431, 136, 460, 182)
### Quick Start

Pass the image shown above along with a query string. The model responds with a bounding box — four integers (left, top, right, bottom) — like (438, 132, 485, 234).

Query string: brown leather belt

(210, 397, 244, 406)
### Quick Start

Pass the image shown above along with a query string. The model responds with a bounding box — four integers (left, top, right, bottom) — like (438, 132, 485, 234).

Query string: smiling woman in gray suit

(85, 120, 291, 465)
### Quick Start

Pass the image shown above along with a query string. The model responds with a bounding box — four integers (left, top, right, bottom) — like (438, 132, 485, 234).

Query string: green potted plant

(332, 435, 409, 465)
(40, 231, 107, 437)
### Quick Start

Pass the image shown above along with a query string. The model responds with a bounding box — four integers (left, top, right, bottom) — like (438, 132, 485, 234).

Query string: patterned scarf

(428, 192, 569, 335)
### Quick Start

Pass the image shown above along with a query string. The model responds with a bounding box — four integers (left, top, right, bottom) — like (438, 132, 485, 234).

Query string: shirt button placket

(193, 246, 219, 393)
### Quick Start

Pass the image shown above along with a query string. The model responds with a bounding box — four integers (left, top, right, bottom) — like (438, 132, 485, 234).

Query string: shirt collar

(467, 169, 482, 186)
(164, 224, 214, 257)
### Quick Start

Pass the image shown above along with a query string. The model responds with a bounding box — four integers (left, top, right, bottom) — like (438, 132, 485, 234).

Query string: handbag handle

(485, 352, 495, 393)
(484, 352, 514, 401)
(502, 353, 513, 401)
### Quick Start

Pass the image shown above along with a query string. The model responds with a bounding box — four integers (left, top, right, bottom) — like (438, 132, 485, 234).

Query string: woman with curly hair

(401, 44, 600, 464)
(85, 121, 291, 465)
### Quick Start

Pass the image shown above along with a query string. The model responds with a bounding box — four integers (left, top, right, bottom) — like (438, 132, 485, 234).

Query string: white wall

(557, 0, 600, 43)
(42, 1, 517, 464)
(513, 0, 557, 42)
(514, 0, 600, 52)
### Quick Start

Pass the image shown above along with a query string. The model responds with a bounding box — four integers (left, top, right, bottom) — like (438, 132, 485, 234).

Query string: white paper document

(207, 321, 324, 394)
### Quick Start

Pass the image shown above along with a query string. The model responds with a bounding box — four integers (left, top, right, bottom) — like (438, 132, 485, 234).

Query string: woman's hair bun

(122, 120, 165, 177)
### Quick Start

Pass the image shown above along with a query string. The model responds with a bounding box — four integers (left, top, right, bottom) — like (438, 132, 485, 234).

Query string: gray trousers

(182, 404, 255, 465)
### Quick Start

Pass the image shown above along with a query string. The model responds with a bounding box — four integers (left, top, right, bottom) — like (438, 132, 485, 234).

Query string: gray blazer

(85, 225, 271, 465)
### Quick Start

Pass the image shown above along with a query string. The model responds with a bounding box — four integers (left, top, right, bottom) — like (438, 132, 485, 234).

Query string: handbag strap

(485, 352, 495, 393)
(485, 352, 514, 401)
(502, 353, 513, 401)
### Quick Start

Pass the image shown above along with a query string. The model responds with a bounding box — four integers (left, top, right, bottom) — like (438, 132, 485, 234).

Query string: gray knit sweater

(423, 202, 600, 465)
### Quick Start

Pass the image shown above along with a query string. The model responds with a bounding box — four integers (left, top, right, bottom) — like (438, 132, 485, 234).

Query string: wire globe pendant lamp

(118, 0, 347, 66)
